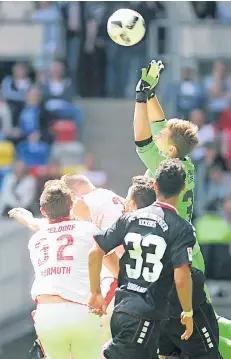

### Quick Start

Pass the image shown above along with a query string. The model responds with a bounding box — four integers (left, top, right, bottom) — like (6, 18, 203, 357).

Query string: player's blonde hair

(61, 174, 91, 189)
(167, 119, 198, 159)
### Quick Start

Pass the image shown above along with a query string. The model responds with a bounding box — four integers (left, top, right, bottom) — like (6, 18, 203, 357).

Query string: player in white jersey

(9, 176, 123, 345)
(61, 174, 125, 230)
(9, 175, 154, 347)
(61, 174, 125, 341)
(28, 182, 103, 359)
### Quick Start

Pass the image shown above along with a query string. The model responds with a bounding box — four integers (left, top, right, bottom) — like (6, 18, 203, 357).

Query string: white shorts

(34, 303, 102, 359)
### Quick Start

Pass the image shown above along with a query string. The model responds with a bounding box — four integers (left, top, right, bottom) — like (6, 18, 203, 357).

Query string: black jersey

(94, 202, 196, 320)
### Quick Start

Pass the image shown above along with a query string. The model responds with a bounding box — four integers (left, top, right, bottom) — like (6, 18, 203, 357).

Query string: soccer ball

(107, 8, 146, 47)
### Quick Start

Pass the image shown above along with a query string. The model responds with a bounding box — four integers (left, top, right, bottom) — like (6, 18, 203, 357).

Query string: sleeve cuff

(135, 136, 153, 147)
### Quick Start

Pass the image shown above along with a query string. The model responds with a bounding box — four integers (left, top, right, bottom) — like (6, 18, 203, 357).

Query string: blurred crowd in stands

(0, 58, 108, 217)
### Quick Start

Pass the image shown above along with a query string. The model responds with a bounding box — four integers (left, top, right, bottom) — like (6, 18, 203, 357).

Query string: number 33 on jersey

(94, 203, 196, 301)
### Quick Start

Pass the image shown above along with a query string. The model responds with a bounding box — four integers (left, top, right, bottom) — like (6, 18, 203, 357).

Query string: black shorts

(158, 301, 223, 359)
(103, 310, 160, 359)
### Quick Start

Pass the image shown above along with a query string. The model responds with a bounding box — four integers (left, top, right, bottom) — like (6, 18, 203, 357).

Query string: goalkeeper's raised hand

(136, 60, 164, 102)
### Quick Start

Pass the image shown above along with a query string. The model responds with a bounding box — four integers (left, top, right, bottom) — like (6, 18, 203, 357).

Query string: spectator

(0, 95, 13, 140)
(83, 1, 108, 97)
(32, 1, 62, 71)
(191, 1, 217, 19)
(206, 163, 231, 210)
(166, 67, 205, 119)
(19, 86, 51, 142)
(42, 60, 83, 137)
(216, 1, 231, 24)
(0, 160, 36, 216)
(19, 87, 41, 136)
(204, 60, 231, 123)
(58, 1, 85, 94)
(1, 63, 31, 125)
(216, 106, 231, 169)
(16, 131, 50, 167)
(195, 142, 229, 216)
(190, 109, 216, 163)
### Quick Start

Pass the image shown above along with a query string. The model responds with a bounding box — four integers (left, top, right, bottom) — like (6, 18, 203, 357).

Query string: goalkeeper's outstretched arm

(134, 61, 166, 175)
(134, 71, 151, 142)
(147, 94, 165, 123)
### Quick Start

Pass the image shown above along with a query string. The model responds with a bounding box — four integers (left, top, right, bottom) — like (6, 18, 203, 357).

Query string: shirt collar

(49, 217, 72, 224)
(154, 201, 178, 214)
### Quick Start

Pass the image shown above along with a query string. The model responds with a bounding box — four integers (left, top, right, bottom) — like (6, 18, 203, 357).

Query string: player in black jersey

(122, 175, 222, 359)
(88, 159, 196, 359)
(159, 267, 222, 359)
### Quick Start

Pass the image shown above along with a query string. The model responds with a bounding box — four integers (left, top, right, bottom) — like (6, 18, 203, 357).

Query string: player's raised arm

(171, 224, 196, 340)
(134, 61, 166, 176)
(8, 207, 42, 232)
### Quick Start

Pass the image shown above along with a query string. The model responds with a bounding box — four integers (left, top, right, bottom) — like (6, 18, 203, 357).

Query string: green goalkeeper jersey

(136, 120, 200, 257)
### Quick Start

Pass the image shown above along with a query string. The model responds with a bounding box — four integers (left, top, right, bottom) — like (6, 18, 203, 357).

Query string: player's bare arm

(147, 93, 165, 123)
(174, 264, 193, 340)
(88, 243, 107, 315)
(102, 251, 119, 278)
(8, 207, 41, 232)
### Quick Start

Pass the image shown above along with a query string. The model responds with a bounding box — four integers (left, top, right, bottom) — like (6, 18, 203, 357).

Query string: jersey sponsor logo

(138, 219, 156, 228)
(136, 213, 168, 232)
(187, 247, 192, 261)
(127, 282, 147, 293)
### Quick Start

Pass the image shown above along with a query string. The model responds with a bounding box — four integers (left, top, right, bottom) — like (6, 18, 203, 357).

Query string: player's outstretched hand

(88, 292, 107, 317)
(8, 207, 33, 226)
(181, 313, 193, 340)
(136, 60, 164, 94)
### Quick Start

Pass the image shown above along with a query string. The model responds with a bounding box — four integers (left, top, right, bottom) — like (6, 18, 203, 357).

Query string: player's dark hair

(40, 184, 71, 220)
(132, 175, 154, 187)
(130, 181, 156, 209)
(155, 159, 186, 198)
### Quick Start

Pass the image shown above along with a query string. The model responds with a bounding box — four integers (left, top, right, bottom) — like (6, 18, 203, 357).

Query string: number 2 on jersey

(125, 233, 167, 283)
(35, 235, 73, 266)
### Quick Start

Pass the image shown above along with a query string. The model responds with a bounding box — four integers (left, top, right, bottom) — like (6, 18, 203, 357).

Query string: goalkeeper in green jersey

(133, 60, 231, 359)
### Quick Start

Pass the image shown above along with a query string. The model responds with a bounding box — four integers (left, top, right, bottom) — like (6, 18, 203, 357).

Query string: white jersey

(28, 219, 99, 304)
(83, 188, 125, 229)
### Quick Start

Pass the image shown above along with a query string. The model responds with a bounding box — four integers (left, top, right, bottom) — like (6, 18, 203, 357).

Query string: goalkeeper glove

(136, 60, 164, 102)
